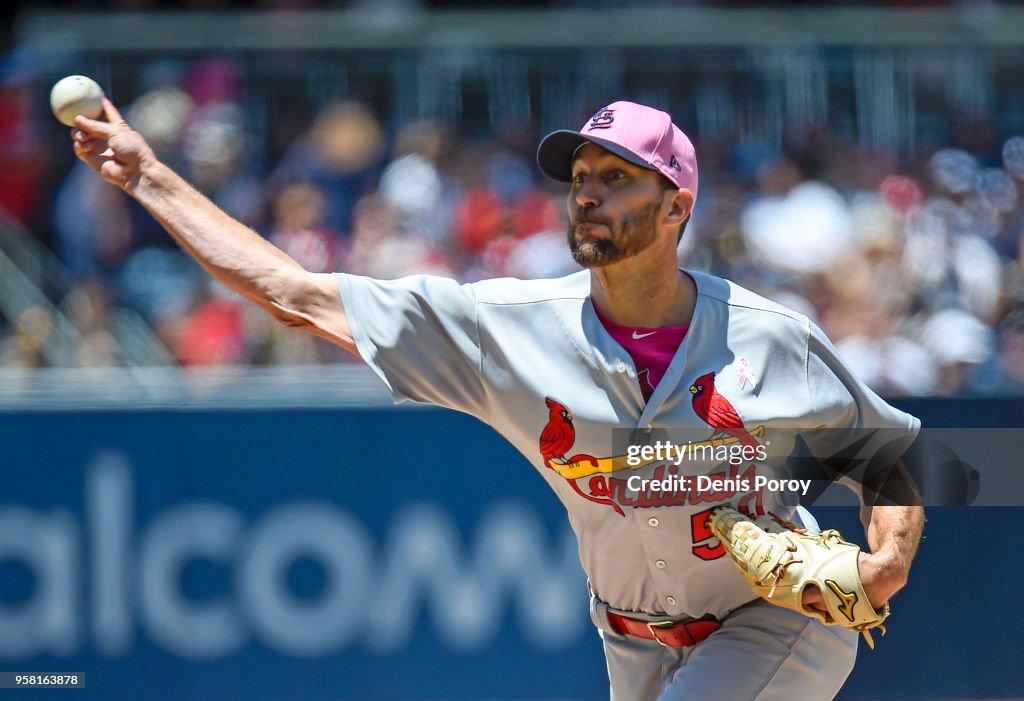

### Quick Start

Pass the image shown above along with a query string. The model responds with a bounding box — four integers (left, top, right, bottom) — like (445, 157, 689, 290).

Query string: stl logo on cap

(588, 108, 615, 130)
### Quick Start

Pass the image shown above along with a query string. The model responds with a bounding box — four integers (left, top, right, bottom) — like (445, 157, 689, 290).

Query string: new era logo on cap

(536, 100, 698, 200)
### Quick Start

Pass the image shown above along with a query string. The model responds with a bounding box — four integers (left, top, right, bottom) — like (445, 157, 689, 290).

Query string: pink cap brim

(537, 130, 660, 182)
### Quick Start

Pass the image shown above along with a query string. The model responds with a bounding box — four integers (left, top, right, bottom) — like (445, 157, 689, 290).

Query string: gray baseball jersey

(336, 268, 918, 620)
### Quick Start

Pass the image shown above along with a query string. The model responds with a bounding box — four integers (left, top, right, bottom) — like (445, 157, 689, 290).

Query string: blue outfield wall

(0, 397, 1020, 701)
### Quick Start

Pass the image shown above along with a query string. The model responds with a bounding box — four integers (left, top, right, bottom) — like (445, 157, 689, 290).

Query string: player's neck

(590, 261, 695, 329)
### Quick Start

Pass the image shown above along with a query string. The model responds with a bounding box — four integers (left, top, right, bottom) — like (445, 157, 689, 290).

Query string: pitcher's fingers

(100, 98, 127, 125)
(74, 112, 116, 141)
(73, 140, 98, 161)
(72, 128, 104, 152)
(801, 584, 827, 612)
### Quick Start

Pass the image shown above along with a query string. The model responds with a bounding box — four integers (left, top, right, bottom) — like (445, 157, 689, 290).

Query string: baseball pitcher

(70, 97, 923, 701)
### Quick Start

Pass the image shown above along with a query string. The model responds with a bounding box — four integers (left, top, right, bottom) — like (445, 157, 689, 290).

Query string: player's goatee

(567, 201, 660, 268)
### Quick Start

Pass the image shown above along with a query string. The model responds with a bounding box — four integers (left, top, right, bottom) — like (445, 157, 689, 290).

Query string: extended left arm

(858, 505, 925, 609)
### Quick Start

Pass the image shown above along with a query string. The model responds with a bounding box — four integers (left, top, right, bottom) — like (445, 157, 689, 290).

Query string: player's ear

(664, 188, 694, 228)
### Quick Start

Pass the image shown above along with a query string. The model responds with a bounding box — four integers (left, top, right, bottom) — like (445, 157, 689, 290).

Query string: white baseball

(50, 75, 106, 127)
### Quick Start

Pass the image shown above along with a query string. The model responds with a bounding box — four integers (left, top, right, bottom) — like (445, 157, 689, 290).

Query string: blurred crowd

(1, 55, 1023, 397)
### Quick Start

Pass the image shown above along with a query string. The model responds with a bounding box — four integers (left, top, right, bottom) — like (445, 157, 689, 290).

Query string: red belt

(607, 611, 721, 647)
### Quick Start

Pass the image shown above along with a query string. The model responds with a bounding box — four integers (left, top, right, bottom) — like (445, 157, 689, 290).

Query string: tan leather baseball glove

(709, 506, 889, 648)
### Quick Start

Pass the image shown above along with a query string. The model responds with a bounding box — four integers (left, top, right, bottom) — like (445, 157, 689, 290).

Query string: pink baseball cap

(537, 101, 698, 200)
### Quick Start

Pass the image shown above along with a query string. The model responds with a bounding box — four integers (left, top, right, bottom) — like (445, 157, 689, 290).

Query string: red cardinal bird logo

(689, 371, 760, 448)
(538, 397, 612, 512)
(540, 398, 576, 463)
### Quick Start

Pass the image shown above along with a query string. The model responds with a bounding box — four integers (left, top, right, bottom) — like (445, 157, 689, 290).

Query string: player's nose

(569, 169, 598, 204)
(572, 177, 601, 209)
